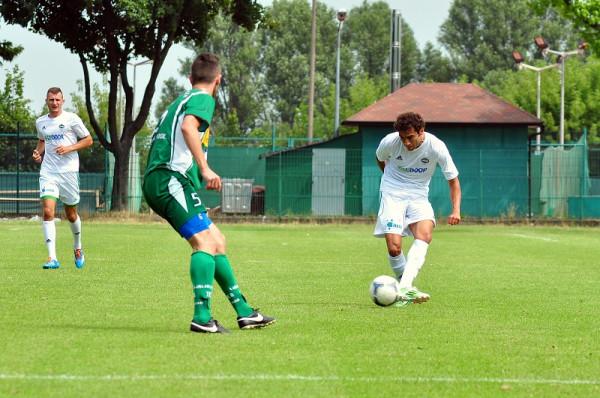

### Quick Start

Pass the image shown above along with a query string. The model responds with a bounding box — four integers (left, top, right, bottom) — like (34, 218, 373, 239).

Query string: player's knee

(65, 210, 78, 223)
(419, 233, 433, 244)
(387, 247, 402, 257)
(42, 207, 54, 220)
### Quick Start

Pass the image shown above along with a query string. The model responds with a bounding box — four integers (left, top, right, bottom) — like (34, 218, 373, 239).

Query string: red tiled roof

(342, 83, 542, 126)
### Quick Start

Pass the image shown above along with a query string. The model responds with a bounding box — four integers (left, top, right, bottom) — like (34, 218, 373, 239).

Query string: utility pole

(307, 0, 317, 143)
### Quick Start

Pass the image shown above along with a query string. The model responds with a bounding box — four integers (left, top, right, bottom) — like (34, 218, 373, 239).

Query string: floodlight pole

(308, 0, 317, 143)
(543, 49, 580, 146)
(516, 62, 558, 152)
(535, 37, 587, 145)
(334, 9, 347, 138)
(128, 59, 153, 119)
(126, 59, 153, 150)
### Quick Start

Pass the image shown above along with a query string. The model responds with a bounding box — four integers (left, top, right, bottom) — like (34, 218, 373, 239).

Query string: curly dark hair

(393, 112, 425, 133)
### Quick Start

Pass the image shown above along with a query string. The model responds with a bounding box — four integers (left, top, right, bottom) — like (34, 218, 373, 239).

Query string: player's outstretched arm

(181, 114, 221, 191)
(447, 177, 461, 225)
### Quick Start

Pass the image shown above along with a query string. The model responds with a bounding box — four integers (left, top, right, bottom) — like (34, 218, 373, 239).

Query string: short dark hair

(46, 87, 63, 96)
(190, 53, 221, 84)
(393, 112, 425, 133)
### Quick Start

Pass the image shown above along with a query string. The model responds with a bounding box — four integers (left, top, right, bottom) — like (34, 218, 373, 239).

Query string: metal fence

(2, 132, 599, 220)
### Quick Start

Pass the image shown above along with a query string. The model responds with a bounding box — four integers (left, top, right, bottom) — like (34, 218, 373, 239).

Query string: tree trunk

(110, 146, 131, 211)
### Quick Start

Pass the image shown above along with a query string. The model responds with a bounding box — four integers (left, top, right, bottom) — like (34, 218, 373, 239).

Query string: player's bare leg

(41, 198, 60, 269)
(65, 205, 85, 268)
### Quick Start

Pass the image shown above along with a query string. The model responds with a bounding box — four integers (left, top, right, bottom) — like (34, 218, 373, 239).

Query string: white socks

(388, 253, 406, 279)
(70, 215, 82, 250)
(399, 239, 429, 289)
(43, 216, 82, 260)
(42, 220, 57, 260)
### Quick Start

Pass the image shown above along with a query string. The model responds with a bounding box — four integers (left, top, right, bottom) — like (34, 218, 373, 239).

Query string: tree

(187, 12, 266, 135)
(0, 0, 263, 210)
(297, 73, 388, 137)
(0, 31, 22, 64)
(439, 0, 579, 82)
(261, 0, 349, 128)
(346, 1, 420, 84)
(0, 65, 36, 171)
(417, 42, 455, 82)
(481, 56, 600, 143)
(69, 80, 109, 173)
(0, 65, 32, 129)
(531, 0, 600, 50)
(158, 0, 424, 140)
(153, 77, 184, 121)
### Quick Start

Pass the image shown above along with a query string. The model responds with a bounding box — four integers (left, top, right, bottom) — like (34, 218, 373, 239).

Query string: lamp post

(125, 59, 152, 213)
(534, 37, 587, 145)
(307, 0, 317, 143)
(511, 50, 558, 152)
(334, 9, 347, 137)
(128, 59, 153, 119)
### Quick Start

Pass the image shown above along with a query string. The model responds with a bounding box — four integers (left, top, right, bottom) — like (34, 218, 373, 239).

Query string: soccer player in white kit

(374, 112, 461, 306)
(33, 87, 93, 269)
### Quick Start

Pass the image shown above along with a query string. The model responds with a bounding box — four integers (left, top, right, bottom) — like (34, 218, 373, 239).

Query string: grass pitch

(0, 221, 599, 397)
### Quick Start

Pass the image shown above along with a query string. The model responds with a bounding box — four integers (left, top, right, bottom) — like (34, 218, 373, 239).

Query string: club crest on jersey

(59, 124, 65, 129)
(421, 158, 430, 164)
(396, 155, 403, 160)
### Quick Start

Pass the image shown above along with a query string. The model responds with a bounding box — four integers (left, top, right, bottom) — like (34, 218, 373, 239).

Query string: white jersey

(36, 111, 91, 174)
(376, 131, 458, 200)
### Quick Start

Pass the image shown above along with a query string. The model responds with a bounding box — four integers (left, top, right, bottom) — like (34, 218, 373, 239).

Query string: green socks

(214, 254, 253, 317)
(190, 251, 215, 324)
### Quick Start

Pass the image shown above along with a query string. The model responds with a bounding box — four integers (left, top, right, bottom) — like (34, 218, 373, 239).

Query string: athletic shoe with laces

(237, 309, 276, 330)
(42, 258, 60, 269)
(396, 286, 431, 306)
(74, 249, 85, 269)
(190, 319, 230, 334)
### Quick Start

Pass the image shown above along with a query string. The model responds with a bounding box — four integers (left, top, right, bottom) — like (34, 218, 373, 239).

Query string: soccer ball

(370, 275, 400, 307)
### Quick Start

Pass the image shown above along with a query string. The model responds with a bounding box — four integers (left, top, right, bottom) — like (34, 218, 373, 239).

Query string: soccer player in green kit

(143, 53, 275, 333)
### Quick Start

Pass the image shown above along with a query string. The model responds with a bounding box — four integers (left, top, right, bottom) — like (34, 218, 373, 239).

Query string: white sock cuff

(388, 253, 405, 261)
(411, 239, 429, 254)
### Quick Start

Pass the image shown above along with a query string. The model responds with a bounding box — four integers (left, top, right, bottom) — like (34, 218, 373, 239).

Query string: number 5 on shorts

(191, 193, 202, 207)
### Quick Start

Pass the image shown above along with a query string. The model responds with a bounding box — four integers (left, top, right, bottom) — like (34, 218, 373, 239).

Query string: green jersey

(145, 88, 215, 189)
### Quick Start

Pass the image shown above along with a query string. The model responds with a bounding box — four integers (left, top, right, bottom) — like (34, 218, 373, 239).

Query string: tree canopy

(531, 0, 600, 50)
(0, 33, 22, 65)
(481, 56, 600, 143)
(0, 0, 264, 209)
(439, 0, 579, 81)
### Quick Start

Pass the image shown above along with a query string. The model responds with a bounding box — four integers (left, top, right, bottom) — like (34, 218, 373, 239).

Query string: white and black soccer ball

(370, 275, 400, 307)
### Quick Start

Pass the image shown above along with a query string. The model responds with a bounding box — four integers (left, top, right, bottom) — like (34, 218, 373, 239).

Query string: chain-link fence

(2, 131, 599, 220)
(0, 130, 107, 216)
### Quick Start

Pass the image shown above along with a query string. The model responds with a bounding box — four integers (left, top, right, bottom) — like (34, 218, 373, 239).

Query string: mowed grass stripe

(1, 372, 599, 385)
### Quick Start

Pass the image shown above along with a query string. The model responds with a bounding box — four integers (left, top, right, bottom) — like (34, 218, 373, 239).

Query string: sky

(0, 0, 452, 117)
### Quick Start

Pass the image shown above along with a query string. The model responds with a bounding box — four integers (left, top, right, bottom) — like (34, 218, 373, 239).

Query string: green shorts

(142, 169, 212, 239)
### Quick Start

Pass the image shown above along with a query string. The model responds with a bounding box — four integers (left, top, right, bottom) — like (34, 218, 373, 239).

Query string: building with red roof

(264, 83, 542, 217)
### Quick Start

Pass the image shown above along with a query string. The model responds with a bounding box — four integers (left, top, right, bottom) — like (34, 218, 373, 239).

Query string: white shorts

(39, 172, 80, 206)
(373, 192, 435, 237)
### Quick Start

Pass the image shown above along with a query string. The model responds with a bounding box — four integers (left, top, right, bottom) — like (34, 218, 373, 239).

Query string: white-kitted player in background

(33, 87, 93, 269)
(374, 111, 461, 306)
